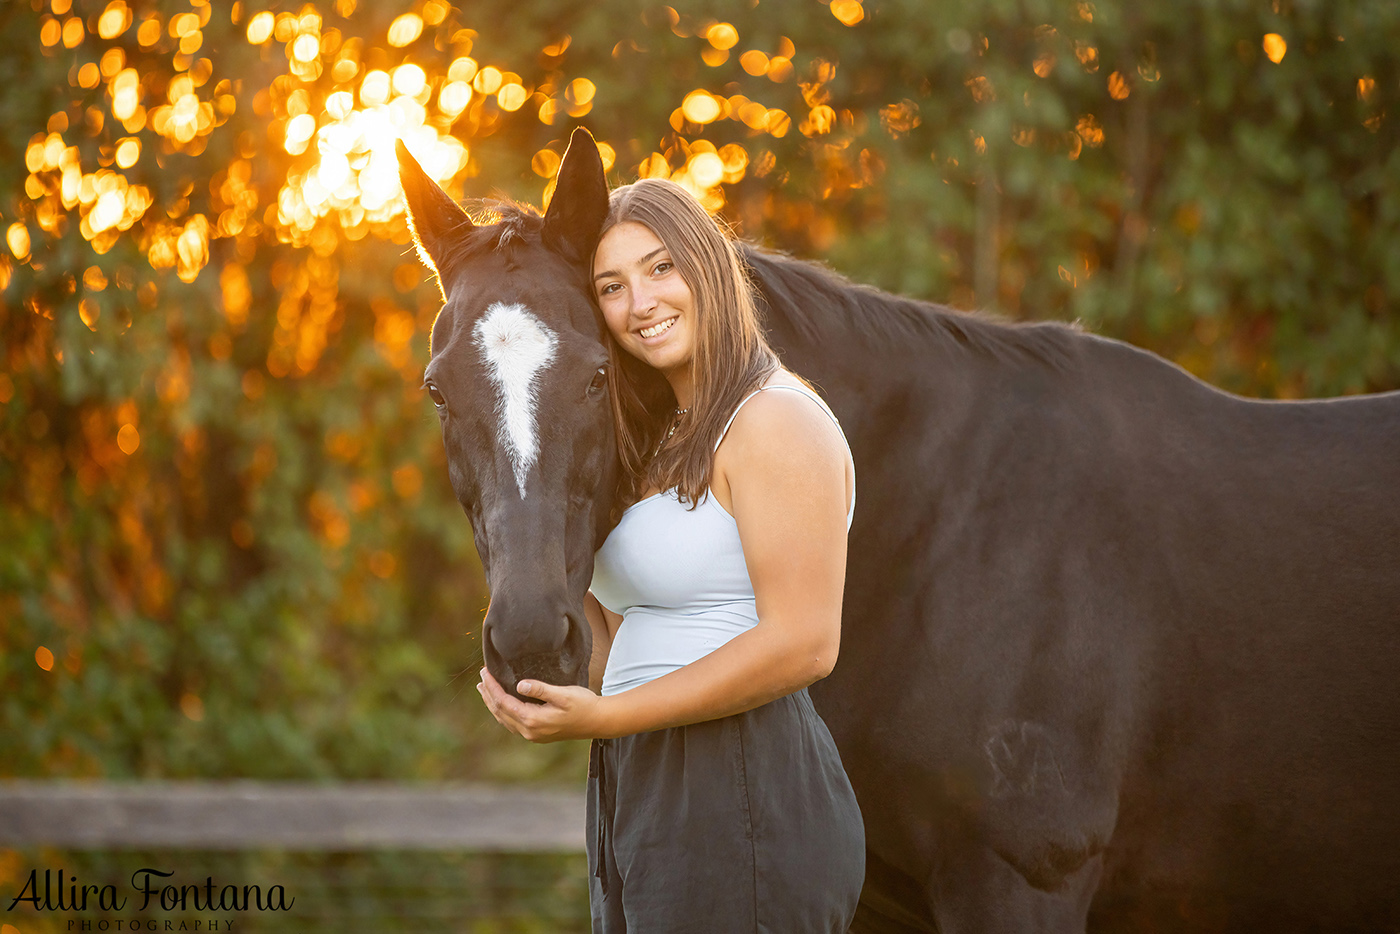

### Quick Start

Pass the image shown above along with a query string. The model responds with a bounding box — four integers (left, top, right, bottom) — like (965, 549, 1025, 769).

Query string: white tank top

(589, 384, 855, 696)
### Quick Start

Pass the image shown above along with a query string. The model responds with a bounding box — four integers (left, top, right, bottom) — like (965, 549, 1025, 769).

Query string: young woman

(477, 178, 864, 932)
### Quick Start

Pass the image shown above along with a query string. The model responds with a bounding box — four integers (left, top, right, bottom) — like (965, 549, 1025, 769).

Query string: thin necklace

(652, 406, 688, 458)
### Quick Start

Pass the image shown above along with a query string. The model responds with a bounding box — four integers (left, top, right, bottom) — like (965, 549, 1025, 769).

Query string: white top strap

(713, 388, 768, 452)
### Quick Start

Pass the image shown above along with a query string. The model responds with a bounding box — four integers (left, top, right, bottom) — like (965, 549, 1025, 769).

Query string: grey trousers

(587, 687, 865, 933)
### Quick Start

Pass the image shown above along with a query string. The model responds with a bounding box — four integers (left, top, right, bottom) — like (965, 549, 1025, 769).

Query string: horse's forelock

(436, 202, 545, 276)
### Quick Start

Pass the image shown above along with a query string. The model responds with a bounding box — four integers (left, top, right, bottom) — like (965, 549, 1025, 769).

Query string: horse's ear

(397, 140, 473, 280)
(542, 127, 609, 264)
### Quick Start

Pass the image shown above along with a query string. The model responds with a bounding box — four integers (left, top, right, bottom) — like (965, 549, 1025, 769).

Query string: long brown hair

(596, 179, 781, 519)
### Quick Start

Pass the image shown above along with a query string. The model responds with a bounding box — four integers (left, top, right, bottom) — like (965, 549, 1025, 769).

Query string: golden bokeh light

(35, 646, 55, 672)
(246, 10, 273, 44)
(439, 81, 472, 116)
(566, 78, 596, 107)
(63, 16, 84, 48)
(391, 63, 427, 98)
(1263, 33, 1286, 63)
(117, 423, 140, 455)
(473, 66, 503, 95)
(532, 149, 561, 178)
(738, 100, 770, 129)
(707, 23, 739, 50)
(326, 90, 354, 120)
(448, 57, 478, 83)
(79, 297, 100, 330)
(801, 104, 836, 137)
(422, 0, 449, 25)
(292, 33, 320, 63)
(689, 151, 723, 188)
(285, 113, 317, 153)
(1108, 71, 1130, 100)
(387, 13, 423, 48)
(767, 56, 794, 82)
(168, 12, 198, 39)
(1076, 114, 1104, 147)
(114, 137, 140, 168)
(717, 144, 748, 183)
(19, 0, 764, 294)
(135, 16, 159, 46)
(331, 57, 358, 83)
(829, 0, 864, 27)
(97, 1, 131, 40)
(598, 142, 616, 172)
(110, 67, 140, 120)
(682, 89, 722, 124)
(360, 70, 390, 106)
(740, 50, 769, 76)
(8, 223, 31, 260)
(1074, 40, 1099, 72)
(498, 82, 528, 111)
(100, 47, 125, 77)
(639, 152, 669, 180)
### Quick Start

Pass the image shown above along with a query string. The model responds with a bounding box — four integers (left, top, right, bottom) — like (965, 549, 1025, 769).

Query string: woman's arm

(584, 591, 622, 694)
(478, 389, 850, 740)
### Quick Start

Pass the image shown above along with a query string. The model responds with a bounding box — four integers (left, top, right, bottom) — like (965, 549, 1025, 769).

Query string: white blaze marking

(473, 302, 558, 499)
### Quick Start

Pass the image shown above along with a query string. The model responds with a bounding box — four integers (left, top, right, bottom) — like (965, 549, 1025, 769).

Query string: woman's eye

(588, 365, 609, 394)
(598, 282, 620, 297)
(653, 261, 672, 275)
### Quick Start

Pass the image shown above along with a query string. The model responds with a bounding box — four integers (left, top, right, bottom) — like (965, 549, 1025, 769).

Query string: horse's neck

(748, 257, 980, 425)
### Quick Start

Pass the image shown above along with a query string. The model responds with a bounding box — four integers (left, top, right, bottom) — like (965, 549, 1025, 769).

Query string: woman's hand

(476, 666, 606, 743)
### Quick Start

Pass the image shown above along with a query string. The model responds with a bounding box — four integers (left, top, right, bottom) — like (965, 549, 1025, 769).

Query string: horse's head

(398, 128, 615, 696)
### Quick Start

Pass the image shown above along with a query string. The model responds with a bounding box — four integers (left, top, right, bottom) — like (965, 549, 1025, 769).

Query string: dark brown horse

(399, 129, 1400, 932)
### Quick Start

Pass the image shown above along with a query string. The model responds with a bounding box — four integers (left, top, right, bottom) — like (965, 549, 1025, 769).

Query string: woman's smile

(638, 316, 678, 339)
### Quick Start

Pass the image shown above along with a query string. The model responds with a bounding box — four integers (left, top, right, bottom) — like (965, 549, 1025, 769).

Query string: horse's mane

(739, 244, 1080, 370)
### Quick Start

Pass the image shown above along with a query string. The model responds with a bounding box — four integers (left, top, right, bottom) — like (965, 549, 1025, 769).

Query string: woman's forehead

(594, 221, 667, 270)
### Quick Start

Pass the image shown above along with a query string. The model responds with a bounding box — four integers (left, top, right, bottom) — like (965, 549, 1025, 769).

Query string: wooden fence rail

(0, 781, 586, 852)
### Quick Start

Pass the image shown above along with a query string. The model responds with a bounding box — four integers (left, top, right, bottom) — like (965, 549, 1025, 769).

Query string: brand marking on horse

(473, 302, 558, 499)
(985, 720, 1069, 798)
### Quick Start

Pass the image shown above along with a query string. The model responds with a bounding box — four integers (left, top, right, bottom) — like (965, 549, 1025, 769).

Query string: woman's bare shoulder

(731, 372, 841, 443)
(713, 372, 848, 500)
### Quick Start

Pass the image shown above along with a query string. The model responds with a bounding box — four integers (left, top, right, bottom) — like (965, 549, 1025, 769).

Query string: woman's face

(593, 221, 696, 382)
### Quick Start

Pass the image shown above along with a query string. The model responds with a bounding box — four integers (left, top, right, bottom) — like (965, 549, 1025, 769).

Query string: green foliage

(1, 0, 1396, 782)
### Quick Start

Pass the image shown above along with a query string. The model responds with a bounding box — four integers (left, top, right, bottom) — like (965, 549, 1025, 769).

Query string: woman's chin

(632, 343, 688, 373)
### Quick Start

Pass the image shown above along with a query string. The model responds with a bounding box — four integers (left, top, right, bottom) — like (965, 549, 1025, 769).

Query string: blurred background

(1, 0, 1397, 929)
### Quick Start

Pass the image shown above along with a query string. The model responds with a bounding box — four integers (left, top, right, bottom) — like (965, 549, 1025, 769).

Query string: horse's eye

(426, 383, 447, 408)
(588, 365, 609, 395)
